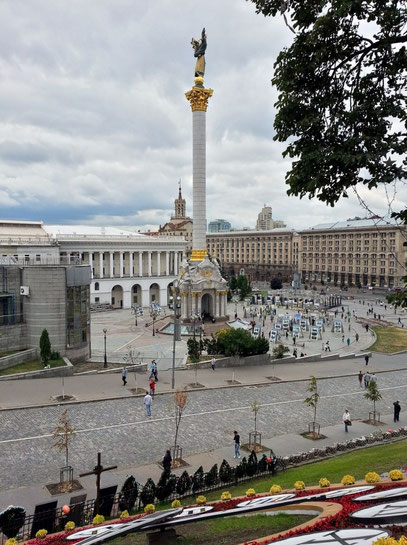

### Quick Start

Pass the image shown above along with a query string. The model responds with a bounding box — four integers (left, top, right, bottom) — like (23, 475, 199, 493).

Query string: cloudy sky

(0, 0, 405, 232)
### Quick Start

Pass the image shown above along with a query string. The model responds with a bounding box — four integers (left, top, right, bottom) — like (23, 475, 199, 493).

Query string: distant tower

(172, 180, 186, 219)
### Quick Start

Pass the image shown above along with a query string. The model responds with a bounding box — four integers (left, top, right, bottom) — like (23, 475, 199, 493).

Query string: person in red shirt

(149, 378, 156, 397)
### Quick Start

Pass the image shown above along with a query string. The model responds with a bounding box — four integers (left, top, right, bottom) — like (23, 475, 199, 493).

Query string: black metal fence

(0, 458, 285, 544)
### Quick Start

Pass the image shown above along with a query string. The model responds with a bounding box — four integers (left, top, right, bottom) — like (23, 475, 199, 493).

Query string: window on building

(95, 282, 99, 291)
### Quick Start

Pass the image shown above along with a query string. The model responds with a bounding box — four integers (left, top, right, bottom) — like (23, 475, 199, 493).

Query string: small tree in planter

(235, 457, 248, 479)
(246, 450, 258, 477)
(272, 344, 290, 359)
(52, 409, 76, 484)
(140, 478, 156, 507)
(304, 376, 321, 438)
(219, 459, 233, 483)
(171, 388, 188, 465)
(176, 471, 191, 496)
(191, 466, 204, 493)
(155, 470, 176, 502)
(204, 464, 218, 487)
(40, 328, 52, 366)
(364, 380, 382, 422)
(249, 400, 262, 451)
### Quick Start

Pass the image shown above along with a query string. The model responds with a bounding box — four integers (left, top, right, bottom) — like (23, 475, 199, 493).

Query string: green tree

(140, 478, 156, 507)
(270, 277, 282, 290)
(364, 380, 382, 421)
(272, 343, 289, 359)
(304, 376, 320, 436)
(187, 338, 200, 362)
(219, 459, 233, 483)
(118, 475, 138, 512)
(250, 0, 407, 306)
(39, 328, 52, 365)
(176, 470, 191, 495)
(237, 274, 251, 301)
(229, 275, 238, 291)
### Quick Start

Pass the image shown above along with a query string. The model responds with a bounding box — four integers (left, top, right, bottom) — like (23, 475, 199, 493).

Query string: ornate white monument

(178, 29, 228, 322)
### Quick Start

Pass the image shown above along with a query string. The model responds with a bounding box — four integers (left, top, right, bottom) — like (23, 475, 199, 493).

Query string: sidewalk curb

(1, 366, 407, 412)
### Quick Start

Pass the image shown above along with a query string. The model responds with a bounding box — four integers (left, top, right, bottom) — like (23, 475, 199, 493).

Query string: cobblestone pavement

(1, 370, 406, 489)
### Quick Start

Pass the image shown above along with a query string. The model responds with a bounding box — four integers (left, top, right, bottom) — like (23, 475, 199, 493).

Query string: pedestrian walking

(211, 357, 216, 371)
(162, 449, 172, 471)
(325, 341, 331, 352)
(364, 371, 371, 388)
(393, 401, 401, 422)
(342, 335, 345, 343)
(355, 333, 359, 342)
(293, 348, 297, 358)
(149, 377, 156, 397)
(122, 366, 128, 386)
(343, 408, 351, 433)
(233, 431, 240, 458)
(347, 337, 351, 346)
(365, 354, 370, 366)
(370, 372, 377, 383)
(144, 392, 152, 416)
(358, 370, 363, 388)
(151, 360, 158, 381)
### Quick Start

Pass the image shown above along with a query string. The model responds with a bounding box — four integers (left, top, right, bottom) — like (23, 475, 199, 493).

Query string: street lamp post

(169, 282, 181, 390)
(103, 328, 107, 368)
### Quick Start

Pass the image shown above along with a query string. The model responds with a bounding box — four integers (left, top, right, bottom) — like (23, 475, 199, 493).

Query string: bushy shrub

(118, 475, 138, 512)
(155, 470, 172, 502)
(341, 474, 355, 485)
(294, 480, 305, 490)
(272, 344, 290, 359)
(257, 454, 268, 473)
(196, 496, 206, 505)
(319, 478, 330, 488)
(92, 515, 105, 525)
(0, 506, 26, 539)
(219, 459, 233, 483)
(119, 511, 129, 519)
(50, 351, 60, 360)
(171, 499, 181, 508)
(140, 478, 156, 507)
(204, 464, 218, 487)
(389, 469, 404, 481)
(176, 471, 191, 495)
(221, 491, 232, 500)
(269, 484, 282, 494)
(213, 328, 269, 357)
(365, 472, 381, 483)
(235, 457, 248, 478)
(246, 451, 258, 477)
(144, 504, 155, 514)
(35, 530, 48, 539)
(246, 488, 256, 497)
(192, 466, 204, 493)
(64, 521, 75, 531)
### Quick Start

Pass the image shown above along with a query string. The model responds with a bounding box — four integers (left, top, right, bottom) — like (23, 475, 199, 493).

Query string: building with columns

(44, 225, 186, 308)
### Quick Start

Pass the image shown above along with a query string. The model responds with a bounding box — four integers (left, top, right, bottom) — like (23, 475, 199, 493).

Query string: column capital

(185, 87, 213, 112)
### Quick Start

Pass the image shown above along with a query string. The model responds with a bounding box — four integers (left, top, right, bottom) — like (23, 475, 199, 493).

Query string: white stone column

(129, 252, 134, 278)
(89, 252, 93, 278)
(223, 293, 228, 317)
(181, 294, 188, 320)
(148, 251, 152, 276)
(67, 252, 71, 264)
(119, 252, 124, 278)
(139, 251, 143, 277)
(157, 252, 161, 276)
(197, 294, 202, 316)
(166, 251, 170, 276)
(99, 252, 104, 279)
(174, 251, 178, 275)
(109, 252, 114, 278)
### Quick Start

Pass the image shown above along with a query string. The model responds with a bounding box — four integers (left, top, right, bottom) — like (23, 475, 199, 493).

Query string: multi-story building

(208, 219, 231, 233)
(159, 183, 193, 256)
(256, 205, 286, 231)
(206, 229, 297, 282)
(298, 218, 406, 288)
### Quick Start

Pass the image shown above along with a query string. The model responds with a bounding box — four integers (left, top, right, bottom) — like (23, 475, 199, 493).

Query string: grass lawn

(0, 350, 21, 358)
(112, 513, 311, 545)
(153, 440, 407, 512)
(370, 326, 407, 353)
(0, 358, 66, 376)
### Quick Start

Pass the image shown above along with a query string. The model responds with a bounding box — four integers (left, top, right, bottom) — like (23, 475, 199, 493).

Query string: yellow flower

(196, 495, 206, 505)
(269, 484, 282, 494)
(92, 514, 105, 525)
(221, 491, 232, 500)
(341, 474, 355, 485)
(120, 510, 129, 519)
(365, 472, 381, 483)
(319, 478, 330, 488)
(5, 539, 18, 545)
(389, 469, 404, 481)
(144, 504, 155, 514)
(35, 530, 48, 539)
(171, 499, 181, 508)
(246, 488, 256, 497)
(64, 521, 76, 531)
(294, 481, 305, 490)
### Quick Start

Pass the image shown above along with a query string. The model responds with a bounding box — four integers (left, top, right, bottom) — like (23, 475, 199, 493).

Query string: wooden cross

(80, 452, 117, 515)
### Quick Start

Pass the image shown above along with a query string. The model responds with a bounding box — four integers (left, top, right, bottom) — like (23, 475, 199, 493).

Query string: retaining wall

(0, 356, 74, 381)
(0, 348, 38, 371)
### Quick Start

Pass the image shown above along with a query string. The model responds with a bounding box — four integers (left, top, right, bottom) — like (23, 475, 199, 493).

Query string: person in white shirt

(144, 393, 152, 416)
(343, 408, 351, 432)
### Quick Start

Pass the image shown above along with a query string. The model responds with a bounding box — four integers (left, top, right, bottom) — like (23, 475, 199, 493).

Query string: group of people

(358, 370, 377, 388)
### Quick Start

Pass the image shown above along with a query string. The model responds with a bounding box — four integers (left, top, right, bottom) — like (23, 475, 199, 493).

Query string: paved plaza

(0, 290, 406, 513)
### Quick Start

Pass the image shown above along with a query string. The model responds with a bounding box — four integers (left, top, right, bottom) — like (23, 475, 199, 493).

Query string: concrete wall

(0, 356, 73, 381)
(0, 324, 27, 353)
(191, 353, 270, 369)
(0, 348, 37, 370)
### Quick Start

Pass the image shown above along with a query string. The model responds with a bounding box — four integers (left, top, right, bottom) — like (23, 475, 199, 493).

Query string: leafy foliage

(272, 343, 290, 359)
(118, 475, 138, 512)
(139, 478, 156, 507)
(219, 459, 233, 483)
(187, 339, 200, 362)
(0, 506, 26, 539)
(235, 456, 248, 478)
(176, 470, 191, 495)
(39, 329, 52, 364)
(247, 450, 258, 477)
(211, 328, 269, 357)
(191, 466, 204, 492)
(249, 0, 407, 307)
(304, 376, 320, 425)
(155, 470, 176, 502)
(204, 463, 218, 487)
(270, 277, 282, 290)
(237, 274, 252, 300)
(364, 380, 382, 414)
